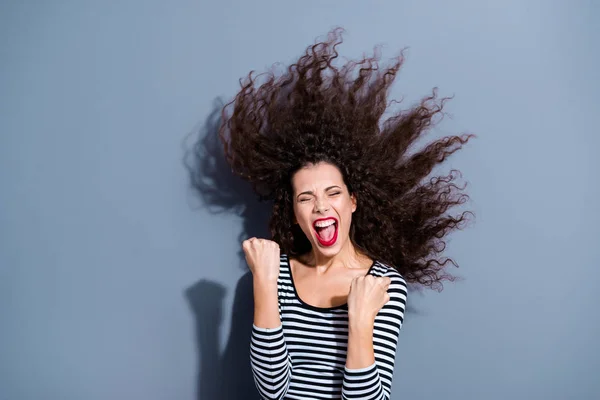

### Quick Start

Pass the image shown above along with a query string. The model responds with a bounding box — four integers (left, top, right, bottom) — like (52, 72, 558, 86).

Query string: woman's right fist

(242, 238, 281, 283)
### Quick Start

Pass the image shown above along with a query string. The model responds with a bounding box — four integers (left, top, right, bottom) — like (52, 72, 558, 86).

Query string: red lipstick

(312, 217, 338, 247)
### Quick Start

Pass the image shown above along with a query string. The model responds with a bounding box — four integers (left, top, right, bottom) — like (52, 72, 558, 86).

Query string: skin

(290, 161, 390, 369)
(291, 161, 366, 272)
(245, 161, 390, 370)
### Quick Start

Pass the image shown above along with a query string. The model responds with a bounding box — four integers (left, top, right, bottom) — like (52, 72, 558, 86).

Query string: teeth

(314, 219, 336, 228)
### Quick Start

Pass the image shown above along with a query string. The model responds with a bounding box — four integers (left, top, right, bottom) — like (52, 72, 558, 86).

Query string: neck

(306, 238, 366, 270)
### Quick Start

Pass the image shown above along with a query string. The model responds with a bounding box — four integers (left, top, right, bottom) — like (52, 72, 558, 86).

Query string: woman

(219, 28, 474, 400)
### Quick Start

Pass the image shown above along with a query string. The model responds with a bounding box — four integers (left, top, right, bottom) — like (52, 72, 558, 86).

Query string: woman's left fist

(347, 275, 391, 323)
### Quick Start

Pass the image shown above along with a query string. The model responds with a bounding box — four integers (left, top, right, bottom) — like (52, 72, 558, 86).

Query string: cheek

(337, 198, 355, 215)
(293, 205, 310, 227)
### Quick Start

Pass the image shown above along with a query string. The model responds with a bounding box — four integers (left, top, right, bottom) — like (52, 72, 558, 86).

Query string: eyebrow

(297, 185, 342, 198)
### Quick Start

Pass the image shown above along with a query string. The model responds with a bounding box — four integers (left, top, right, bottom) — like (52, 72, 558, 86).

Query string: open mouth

(312, 217, 338, 247)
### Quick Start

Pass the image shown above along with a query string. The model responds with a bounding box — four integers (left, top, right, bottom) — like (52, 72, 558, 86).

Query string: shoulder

(372, 260, 408, 303)
(279, 253, 289, 271)
(372, 261, 408, 328)
(371, 261, 407, 287)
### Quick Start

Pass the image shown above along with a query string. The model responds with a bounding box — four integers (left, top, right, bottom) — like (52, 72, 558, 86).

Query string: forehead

(291, 162, 345, 191)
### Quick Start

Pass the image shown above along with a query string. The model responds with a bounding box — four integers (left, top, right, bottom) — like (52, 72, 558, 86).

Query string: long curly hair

(218, 28, 475, 291)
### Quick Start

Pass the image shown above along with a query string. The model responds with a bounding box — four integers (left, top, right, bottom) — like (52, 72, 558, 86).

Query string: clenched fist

(347, 275, 391, 323)
(242, 238, 281, 283)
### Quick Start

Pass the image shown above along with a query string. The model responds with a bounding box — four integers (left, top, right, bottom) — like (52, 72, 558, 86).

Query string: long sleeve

(250, 323, 292, 400)
(341, 273, 408, 400)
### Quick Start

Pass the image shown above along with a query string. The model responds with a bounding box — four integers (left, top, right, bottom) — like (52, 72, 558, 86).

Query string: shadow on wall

(181, 99, 421, 400)
(182, 99, 270, 400)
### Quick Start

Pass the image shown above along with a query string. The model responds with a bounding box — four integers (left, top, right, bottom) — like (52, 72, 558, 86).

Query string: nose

(314, 198, 330, 213)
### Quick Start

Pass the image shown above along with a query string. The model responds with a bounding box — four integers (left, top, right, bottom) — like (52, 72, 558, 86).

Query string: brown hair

(219, 28, 475, 291)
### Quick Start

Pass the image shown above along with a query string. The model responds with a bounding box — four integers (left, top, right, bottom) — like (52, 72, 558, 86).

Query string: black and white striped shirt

(250, 253, 408, 400)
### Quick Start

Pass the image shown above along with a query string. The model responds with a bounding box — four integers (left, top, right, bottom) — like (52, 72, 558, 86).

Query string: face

(291, 161, 357, 257)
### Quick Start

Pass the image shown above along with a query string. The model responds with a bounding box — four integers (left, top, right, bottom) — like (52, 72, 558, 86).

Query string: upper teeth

(314, 219, 336, 228)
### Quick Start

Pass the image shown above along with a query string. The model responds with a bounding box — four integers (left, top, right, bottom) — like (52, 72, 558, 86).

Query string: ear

(351, 193, 357, 213)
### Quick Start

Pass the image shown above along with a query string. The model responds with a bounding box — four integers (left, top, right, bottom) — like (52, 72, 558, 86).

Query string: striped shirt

(250, 253, 408, 400)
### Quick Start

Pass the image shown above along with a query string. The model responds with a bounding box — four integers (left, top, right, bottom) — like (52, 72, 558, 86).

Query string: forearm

(343, 274, 407, 400)
(345, 319, 375, 369)
(253, 278, 281, 329)
(342, 317, 386, 400)
(250, 278, 291, 399)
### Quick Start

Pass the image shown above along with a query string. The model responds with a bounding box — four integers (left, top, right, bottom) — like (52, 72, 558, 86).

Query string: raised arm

(243, 239, 292, 400)
(250, 278, 292, 400)
(342, 273, 408, 400)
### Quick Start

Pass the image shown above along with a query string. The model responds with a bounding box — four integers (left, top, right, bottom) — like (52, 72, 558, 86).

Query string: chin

(311, 234, 347, 257)
(313, 245, 340, 257)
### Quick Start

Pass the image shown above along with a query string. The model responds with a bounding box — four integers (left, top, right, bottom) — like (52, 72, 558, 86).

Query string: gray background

(1, 1, 598, 399)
